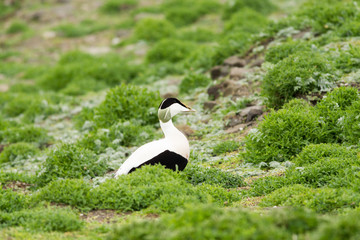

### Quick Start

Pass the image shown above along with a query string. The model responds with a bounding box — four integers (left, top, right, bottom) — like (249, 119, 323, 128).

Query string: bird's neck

(160, 119, 185, 139)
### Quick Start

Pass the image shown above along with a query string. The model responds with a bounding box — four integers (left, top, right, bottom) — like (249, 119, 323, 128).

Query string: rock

(223, 56, 246, 67)
(42, 31, 56, 39)
(0, 84, 9, 92)
(29, 11, 43, 21)
(229, 67, 252, 80)
(249, 58, 264, 68)
(203, 101, 217, 110)
(225, 123, 249, 134)
(239, 105, 263, 123)
(207, 80, 238, 100)
(210, 65, 229, 80)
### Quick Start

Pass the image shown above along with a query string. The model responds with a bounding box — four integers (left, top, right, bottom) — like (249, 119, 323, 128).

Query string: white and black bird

(114, 98, 195, 177)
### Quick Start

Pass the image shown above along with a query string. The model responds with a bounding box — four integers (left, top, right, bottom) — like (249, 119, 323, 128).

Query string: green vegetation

(3, 0, 360, 238)
(1, 125, 50, 146)
(89, 84, 161, 129)
(0, 207, 83, 232)
(37, 143, 109, 186)
(54, 20, 107, 38)
(36, 165, 241, 213)
(133, 18, 175, 42)
(38, 51, 139, 93)
(6, 20, 29, 34)
(179, 73, 211, 94)
(146, 39, 196, 63)
(100, 0, 138, 14)
(265, 40, 312, 64)
(262, 51, 336, 108)
(0, 142, 38, 164)
(162, 0, 221, 26)
(212, 140, 240, 155)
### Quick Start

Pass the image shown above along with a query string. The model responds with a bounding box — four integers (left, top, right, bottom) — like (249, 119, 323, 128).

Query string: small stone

(229, 67, 251, 80)
(207, 80, 238, 100)
(249, 58, 264, 68)
(239, 105, 263, 123)
(203, 101, 217, 110)
(42, 31, 56, 39)
(223, 56, 246, 67)
(210, 65, 229, 80)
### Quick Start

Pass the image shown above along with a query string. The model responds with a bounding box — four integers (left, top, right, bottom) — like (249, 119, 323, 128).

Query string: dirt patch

(80, 210, 131, 223)
(240, 196, 264, 208)
(2, 181, 33, 193)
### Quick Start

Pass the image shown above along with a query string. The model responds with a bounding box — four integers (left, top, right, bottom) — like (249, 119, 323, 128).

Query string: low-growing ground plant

(39, 51, 140, 92)
(176, 28, 217, 43)
(265, 40, 312, 64)
(222, 0, 276, 18)
(262, 51, 336, 108)
(0, 207, 83, 232)
(91, 84, 161, 129)
(335, 45, 360, 73)
(37, 143, 109, 186)
(36, 165, 241, 213)
(162, 0, 221, 27)
(99, 0, 138, 14)
(53, 19, 107, 38)
(212, 140, 240, 156)
(180, 164, 245, 188)
(133, 18, 175, 42)
(0, 142, 38, 164)
(146, 39, 196, 63)
(6, 20, 29, 34)
(260, 185, 360, 213)
(1, 125, 50, 146)
(0, 188, 29, 213)
(244, 99, 326, 163)
(224, 8, 268, 34)
(179, 73, 211, 94)
(77, 121, 158, 153)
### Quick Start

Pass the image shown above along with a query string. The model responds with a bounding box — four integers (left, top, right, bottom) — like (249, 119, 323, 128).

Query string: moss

(133, 18, 175, 42)
(37, 143, 109, 186)
(0, 142, 38, 164)
(146, 39, 196, 63)
(179, 73, 211, 94)
(262, 51, 336, 108)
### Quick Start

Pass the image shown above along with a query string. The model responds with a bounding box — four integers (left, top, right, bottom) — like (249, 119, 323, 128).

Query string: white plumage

(115, 98, 195, 177)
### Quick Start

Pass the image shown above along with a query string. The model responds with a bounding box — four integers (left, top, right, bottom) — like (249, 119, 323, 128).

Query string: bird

(114, 98, 195, 177)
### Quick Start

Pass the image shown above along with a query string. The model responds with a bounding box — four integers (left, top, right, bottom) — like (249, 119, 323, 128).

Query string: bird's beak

(186, 107, 196, 112)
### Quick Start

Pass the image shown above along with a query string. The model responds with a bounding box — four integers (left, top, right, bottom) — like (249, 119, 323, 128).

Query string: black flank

(128, 150, 188, 173)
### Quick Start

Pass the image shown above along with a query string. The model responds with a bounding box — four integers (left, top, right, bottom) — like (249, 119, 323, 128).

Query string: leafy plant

(92, 84, 161, 129)
(262, 51, 336, 108)
(146, 39, 196, 63)
(6, 20, 29, 34)
(53, 19, 107, 38)
(100, 0, 138, 14)
(212, 140, 240, 155)
(0, 188, 29, 213)
(265, 40, 312, 64)
(133, 18, 175, 42)
(1, 125, 50, 146)
(222, 0, 276, 18)
(180, 164, 245, 188)
(0, 142, 38, 164)
(244, 99, 327, 163)
(179, 73, 211, 94)
(37, 143, 109, 186)
(224, 7, 268, 34)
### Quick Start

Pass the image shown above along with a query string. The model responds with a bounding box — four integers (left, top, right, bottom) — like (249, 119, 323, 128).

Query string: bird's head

(158, 98, 195, 123)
